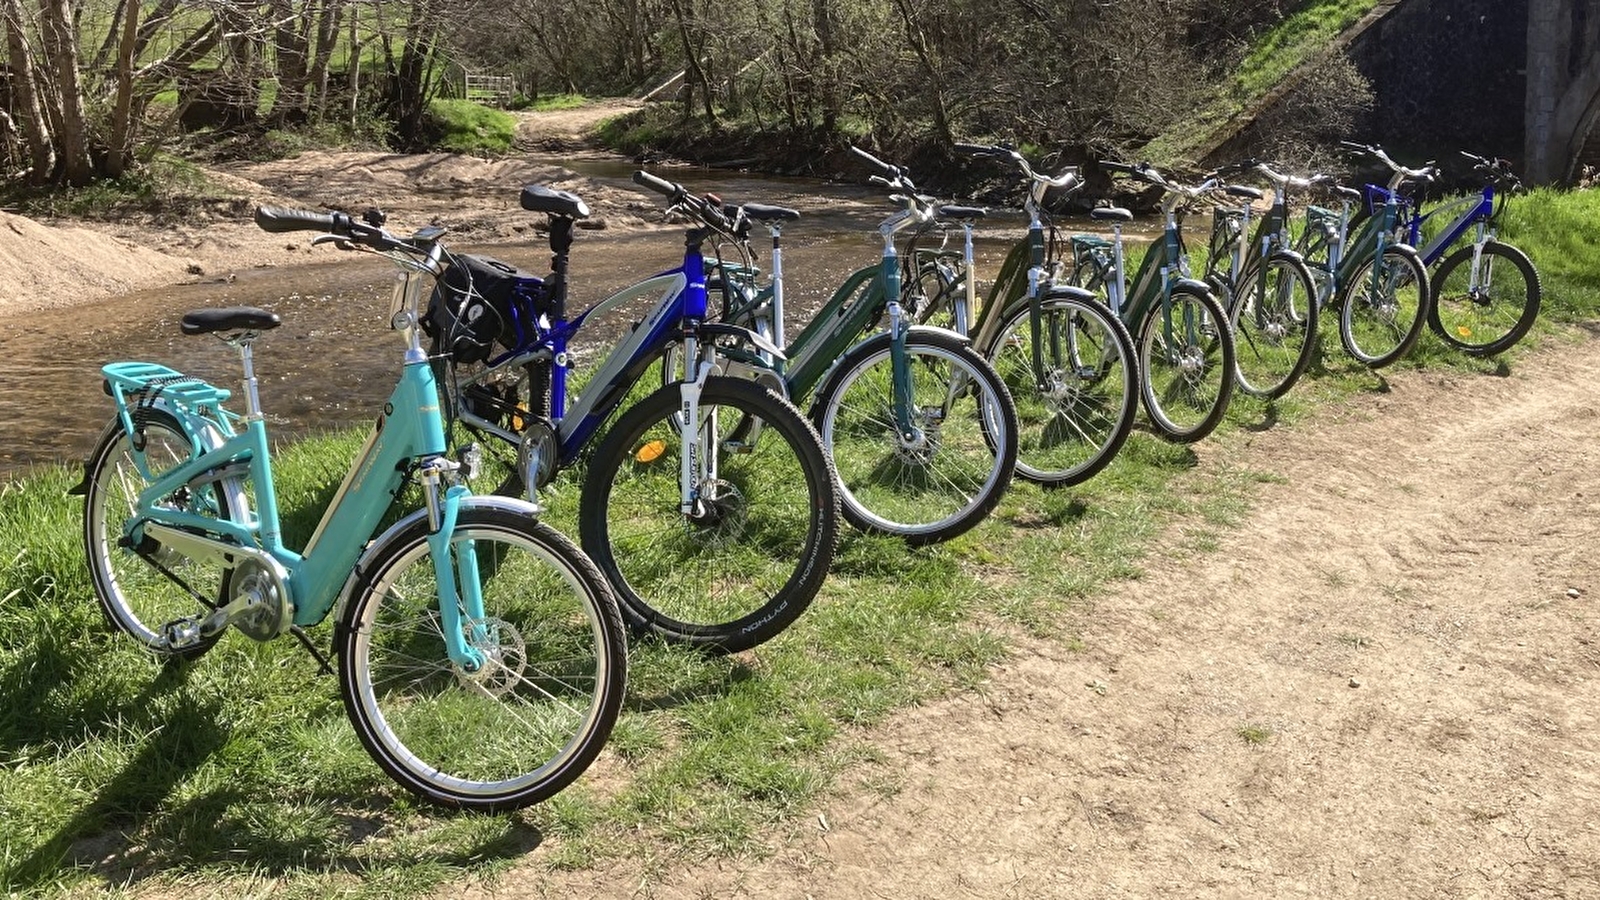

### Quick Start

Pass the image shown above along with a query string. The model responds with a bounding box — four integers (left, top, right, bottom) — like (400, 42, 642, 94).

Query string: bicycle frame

(106, 261, 495, 669)
(1394, 187, 1496, 266)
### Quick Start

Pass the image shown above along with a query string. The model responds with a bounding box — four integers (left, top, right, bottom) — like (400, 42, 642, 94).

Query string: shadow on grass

(5, 667, 223, 890)
(1243, 402, 1281, 433)
(624, 658, 756, 714)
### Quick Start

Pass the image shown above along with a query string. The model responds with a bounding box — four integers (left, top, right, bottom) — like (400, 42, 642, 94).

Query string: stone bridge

(1204, 0, 1600, 184)
(1526, 0, 1600, 182)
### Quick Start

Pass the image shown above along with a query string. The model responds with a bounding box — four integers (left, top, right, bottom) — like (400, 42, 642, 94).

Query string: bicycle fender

(697, 322, 788, 361)
(1041, 285, 1099, 303)
(904, 324, 972, 347)
(1172, 277, 1215, 297)
(1268, 247, 1309, 267)
(331, 495, 544, 629)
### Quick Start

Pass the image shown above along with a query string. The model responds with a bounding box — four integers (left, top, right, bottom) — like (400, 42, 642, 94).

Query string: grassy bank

(2, 187, 1593, 896)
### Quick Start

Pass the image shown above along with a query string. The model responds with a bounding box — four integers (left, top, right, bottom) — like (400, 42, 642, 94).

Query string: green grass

(427, 100, 517, 155)
(522, 94, 588, 112)
(2, 187, 1595, 895)
(1141, 0, 1381, 166)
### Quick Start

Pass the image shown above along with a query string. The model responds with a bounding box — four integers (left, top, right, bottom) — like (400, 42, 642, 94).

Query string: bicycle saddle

(1090, 207, 1133, 223)
(520, 185, 591, 219)
(181, 307, 282, 335)
(937, 205, 986, 221)
(1224, 185, 1264, 201)
(742, 203, 800, 222)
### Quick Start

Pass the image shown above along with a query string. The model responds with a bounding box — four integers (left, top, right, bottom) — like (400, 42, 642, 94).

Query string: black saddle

(937, 205, 986, 221)
(520, 185, 591, 219)
(742, 203, 800, 222)
(181, 307, 281, 335)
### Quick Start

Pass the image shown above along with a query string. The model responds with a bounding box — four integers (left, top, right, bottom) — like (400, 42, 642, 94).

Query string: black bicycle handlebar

(254, 205, 416, 253)
(633, 169, 681, 200)
(849, 145, 900, 179)
(255, 206, 346, 235)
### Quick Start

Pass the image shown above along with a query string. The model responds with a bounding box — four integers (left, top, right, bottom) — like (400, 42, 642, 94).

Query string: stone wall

(1348, 0, 1527, 163)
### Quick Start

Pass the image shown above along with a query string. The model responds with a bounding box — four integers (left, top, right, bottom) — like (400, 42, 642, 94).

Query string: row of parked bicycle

(74, 138, 1539, 814)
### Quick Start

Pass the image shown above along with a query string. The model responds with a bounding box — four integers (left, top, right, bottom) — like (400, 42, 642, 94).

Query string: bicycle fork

(421, 457, 490, 673)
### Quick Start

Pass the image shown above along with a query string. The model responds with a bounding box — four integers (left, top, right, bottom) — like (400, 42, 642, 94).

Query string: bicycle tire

(339, 507, 626, 812)
(812, 329, 1018, 544)
(1339, 245, 1430, 368)
(982, 295, 1137, 486)
(1137, 284, 1236, 443)
(82, 409, 235, 660)
(579, 376, 838, 653)
(1427, 240, 1541, 357)
(1229, 253, 1319, 399)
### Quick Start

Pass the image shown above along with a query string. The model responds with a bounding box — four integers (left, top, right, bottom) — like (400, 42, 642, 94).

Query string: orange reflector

(1457, 326, 1473, 338)
(635, 440, 668, 463)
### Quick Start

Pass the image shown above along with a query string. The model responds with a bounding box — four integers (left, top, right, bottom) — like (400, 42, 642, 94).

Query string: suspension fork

(421, 463, 486, 671)
(958, 220, 976, 337)
(1027, 223, 1049, 391)
(677, 331, 719, 515)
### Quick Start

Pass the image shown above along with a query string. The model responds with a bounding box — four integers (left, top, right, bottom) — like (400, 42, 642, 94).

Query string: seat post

(546, 215, 575, 319)
(233, 335, 264, 420)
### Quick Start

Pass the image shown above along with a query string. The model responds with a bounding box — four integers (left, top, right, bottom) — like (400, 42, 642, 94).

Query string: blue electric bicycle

(75, 206, 626, 812)
(1355, 150, 1541, 357)
(430, 179, 839, 654)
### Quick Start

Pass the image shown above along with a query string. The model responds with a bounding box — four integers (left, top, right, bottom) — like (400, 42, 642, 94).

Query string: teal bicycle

(902, 143, 1139, 486)
(682, 148, 1019, 545)
(1068, 162, 1238, 443)
(72, 206, 627, 812)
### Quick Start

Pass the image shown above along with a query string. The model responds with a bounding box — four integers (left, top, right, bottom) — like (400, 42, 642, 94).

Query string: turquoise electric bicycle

(73, 206, 626, 812)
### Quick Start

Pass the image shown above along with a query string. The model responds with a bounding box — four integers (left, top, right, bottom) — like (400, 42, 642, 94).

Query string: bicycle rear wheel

(580, 376, 838, 653)
(1229, 254, 1318, 399)
(812, 329, 1018, 544)
(339, 508, 626, 812)
(1340, 245, 1429, 368)
(984, 295, 1137, 486)
(1427, 240, 1540, 357)
(1138, 285, 1236, 443)
(81, 409, 236, 660)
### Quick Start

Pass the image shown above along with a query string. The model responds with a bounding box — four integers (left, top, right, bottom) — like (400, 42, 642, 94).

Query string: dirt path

(477, 331, 1600, 899)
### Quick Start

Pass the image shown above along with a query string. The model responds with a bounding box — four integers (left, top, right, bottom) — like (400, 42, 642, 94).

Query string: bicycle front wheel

(580, 376, 839, 653)
(339, 509, 626, 812)
(1339, 246, 1429, 367)
(985, 295, 1137, 486)
(1230, 253, 1319, 399)
(81, 409, 236, 660)
(1427, 240, 1541, 357)
(1138, 285, 1237, 443)
(812, 330, 1018, 544)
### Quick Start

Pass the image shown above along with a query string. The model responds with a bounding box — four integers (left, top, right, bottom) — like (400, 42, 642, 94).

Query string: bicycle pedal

(157, 616, 207, 651)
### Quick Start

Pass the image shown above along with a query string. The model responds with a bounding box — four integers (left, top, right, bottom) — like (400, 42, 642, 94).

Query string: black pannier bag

(424, 254, 546, 364)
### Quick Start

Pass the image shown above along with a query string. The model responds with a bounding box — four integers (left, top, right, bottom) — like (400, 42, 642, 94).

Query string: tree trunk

(306, 0, 345, 121)
(0, 0, 54, 182)
(105, 0, 142, 177)
(267, 0, 312, 125)
(37, 0, 91, 185)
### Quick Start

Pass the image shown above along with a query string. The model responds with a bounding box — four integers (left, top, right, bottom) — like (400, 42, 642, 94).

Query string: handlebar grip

(849, 145, 898, 177)
(954, 142, 1001, 158)
(255, 206, 343, 234)
(633, 169, 681, 199)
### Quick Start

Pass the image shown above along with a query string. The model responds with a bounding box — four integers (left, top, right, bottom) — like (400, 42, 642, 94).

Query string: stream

(0, 154, 1140, 481)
